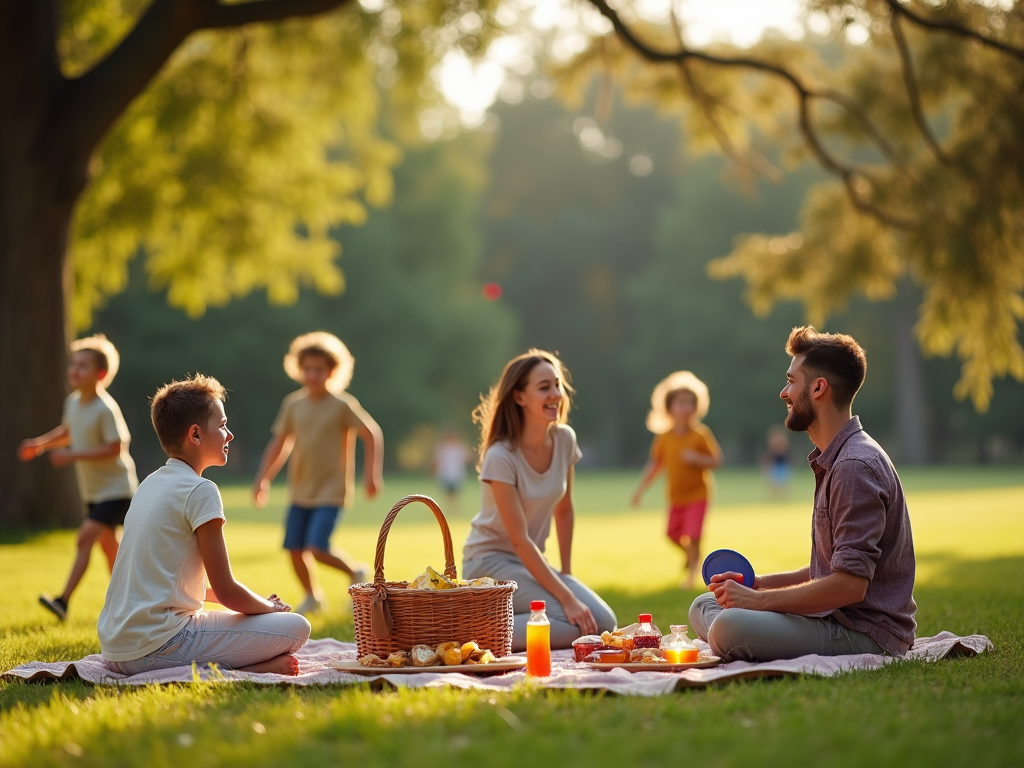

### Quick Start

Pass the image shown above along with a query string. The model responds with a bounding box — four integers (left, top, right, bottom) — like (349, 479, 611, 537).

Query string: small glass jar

(632, 613, 662, 649)
(661, 624, 698, 663)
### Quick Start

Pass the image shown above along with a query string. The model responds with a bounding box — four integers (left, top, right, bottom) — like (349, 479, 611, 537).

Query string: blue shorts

(769, 464, 791, 486)
(282, 505, 341, 551)
(438, 478, 462, 494)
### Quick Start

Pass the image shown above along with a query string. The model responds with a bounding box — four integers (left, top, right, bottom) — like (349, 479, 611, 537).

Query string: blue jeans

(688, 592, 883, 662)
(107, 610, 311, 675)
(283, 505, 340, 551)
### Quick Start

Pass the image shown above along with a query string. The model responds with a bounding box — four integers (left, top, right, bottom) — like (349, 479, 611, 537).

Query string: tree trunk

(0, 3, 84, 528)
(894, 287, 929, 465)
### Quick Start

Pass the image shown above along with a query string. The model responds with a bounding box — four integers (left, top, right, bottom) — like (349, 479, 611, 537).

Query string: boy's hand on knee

(267, 594, 291, 612)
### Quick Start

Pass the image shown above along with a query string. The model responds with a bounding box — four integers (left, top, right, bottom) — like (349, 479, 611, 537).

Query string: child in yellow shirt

(632, 371, 722, 588)
(252, 332, 384, 616)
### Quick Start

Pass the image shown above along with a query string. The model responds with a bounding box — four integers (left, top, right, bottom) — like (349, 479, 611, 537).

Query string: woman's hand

(561, 595, 598, 636)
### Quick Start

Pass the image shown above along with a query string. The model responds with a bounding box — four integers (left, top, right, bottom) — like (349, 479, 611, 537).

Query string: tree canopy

(65, 0, 500, 326)
(574, 0, 1024, 410)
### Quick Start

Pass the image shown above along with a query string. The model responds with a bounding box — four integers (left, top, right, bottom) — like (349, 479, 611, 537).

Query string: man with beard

(688, 326, 917, 661)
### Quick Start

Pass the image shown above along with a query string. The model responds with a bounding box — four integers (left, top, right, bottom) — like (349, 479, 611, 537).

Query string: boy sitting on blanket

(98, 375, 310, 676)
(690, 327, 917, 662)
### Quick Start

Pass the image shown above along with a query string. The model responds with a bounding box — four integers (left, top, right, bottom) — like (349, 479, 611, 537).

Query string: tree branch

(51, 0, 352, 186)
(667, 6, 781, 186)
(887, 0, 1024, 64)
(193, 0, 352, 30)
(889, 10, 949, 164)
(585, 0, 918, 229)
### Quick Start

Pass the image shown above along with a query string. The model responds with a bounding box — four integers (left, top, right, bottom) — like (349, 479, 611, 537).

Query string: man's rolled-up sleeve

(828, 459, 887, 581)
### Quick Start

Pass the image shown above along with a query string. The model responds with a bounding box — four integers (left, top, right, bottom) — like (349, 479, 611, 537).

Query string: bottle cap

(670, 625, 688, 633)
(638, 613, 653, 623)
(531, 600, 546, 611)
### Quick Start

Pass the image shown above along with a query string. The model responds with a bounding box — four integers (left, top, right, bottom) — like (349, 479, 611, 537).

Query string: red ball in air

(482, 282, 503, 301)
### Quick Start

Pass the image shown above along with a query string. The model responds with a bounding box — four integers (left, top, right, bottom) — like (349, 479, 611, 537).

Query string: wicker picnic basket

(349, 494, 516, 658)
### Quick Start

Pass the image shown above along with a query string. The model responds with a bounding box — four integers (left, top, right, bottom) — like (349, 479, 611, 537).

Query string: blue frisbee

(702, 549, 755, 588)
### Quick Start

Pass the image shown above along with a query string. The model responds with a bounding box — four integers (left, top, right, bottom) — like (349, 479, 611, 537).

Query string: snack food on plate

(411, 644, 439, 666)
(460, 641, 480, 661)
(386, 650, 412, 667)
(436, 641, 459, 658)
(630, 648, 666, 663)
(585, 648, 630, 664)
(359, 641, 501, 669)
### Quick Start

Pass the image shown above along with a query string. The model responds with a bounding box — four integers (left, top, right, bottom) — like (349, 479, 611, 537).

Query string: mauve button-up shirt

(808, 416, 917, 655)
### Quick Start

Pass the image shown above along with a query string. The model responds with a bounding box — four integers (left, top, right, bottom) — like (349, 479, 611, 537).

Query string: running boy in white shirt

(18, 334, 138, 621)
(98, 374, 310, 676)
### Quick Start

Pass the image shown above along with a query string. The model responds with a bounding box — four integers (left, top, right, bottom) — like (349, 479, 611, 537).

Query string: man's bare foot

(239, 654, 299, 675)
(680, 575, 696, 590)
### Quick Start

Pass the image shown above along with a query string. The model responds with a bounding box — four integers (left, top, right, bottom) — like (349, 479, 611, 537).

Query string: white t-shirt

(463, 424, 582, 560)
(434, 441, 471, 484)
(98, 459, 225, 661)
(62, 390, 138, 503)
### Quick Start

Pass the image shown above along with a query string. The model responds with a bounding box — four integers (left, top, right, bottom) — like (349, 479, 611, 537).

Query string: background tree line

(4, 1, 1021, 527)
(90, 88, 1024, 480)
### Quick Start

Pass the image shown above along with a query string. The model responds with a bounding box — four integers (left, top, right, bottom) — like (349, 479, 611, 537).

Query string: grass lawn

(1, 467, 1022, 767)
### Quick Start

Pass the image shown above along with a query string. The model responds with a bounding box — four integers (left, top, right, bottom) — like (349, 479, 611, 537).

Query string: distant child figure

(18, 334, 138, 621)
(761, 424, 792, 499)
(632, 371, 722, 589)
(252, 332, 384, 616)
(432, 427, 474, 514)
(98, 375, 310, 676)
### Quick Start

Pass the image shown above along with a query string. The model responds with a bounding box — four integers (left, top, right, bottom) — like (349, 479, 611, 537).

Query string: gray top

(808, 416, 917, 655)
(463, 424, 582, 561)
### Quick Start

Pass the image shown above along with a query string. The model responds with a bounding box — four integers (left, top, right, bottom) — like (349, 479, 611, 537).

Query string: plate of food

(581, 647, 721, 672)
(329, 641, 526, 676)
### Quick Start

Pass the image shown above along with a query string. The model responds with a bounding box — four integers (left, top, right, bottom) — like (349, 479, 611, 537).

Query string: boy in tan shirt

(18, 334, 139, 621)
(253, 332, 384, 615)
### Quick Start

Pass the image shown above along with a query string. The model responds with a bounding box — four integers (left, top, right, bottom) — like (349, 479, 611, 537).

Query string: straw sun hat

(645, 370, 710, 434)
(283, 331, 354, 394)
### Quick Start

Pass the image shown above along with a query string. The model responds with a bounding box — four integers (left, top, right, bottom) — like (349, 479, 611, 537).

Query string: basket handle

(373, 494, 457, 585)
(369, 495, 456, 639)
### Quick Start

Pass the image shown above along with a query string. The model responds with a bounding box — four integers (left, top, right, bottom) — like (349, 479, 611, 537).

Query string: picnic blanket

(1, 632, 992, 696)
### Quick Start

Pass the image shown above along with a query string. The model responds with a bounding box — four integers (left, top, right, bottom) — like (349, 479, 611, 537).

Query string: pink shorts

(667, 500, 707, 542)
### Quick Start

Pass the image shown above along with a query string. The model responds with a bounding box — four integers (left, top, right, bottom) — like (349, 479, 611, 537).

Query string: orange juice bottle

(526, 600, 551, 677)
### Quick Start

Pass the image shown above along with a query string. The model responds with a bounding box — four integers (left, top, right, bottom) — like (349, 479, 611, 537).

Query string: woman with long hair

(462, 350, 616, 650)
